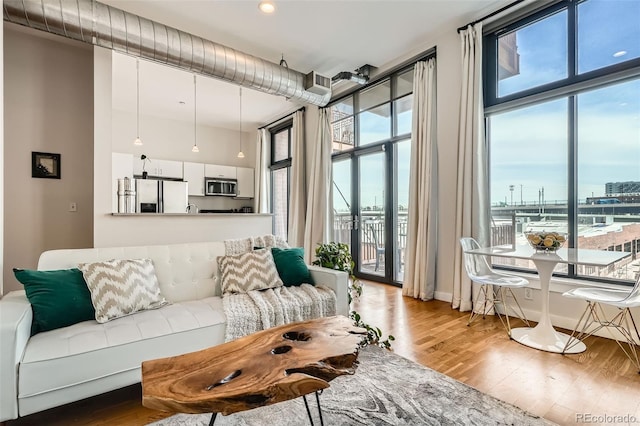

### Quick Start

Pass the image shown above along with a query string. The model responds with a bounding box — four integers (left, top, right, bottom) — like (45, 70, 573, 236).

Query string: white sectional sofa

(0, 242, 348, 422)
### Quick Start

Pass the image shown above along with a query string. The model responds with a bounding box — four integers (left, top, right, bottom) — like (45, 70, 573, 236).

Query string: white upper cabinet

(134, 157, 183, 179)
(156, 159, 184, 179)
(205, 164, 236, 179)
(183, 162, 205, 196)
(235, 167, 255, 199)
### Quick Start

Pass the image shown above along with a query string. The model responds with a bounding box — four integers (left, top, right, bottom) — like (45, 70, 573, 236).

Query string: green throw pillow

(270, 247, 314, 287)
(13, 268, 96, 335)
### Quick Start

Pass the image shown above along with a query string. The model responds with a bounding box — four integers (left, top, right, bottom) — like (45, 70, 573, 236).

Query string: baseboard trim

(434, 291, 452, 303)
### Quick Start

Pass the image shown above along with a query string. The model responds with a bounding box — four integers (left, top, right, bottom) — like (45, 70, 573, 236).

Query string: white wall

(3, 26, 94, 293)
(111, 110, 255, 168)
(0, 22, 4, 296)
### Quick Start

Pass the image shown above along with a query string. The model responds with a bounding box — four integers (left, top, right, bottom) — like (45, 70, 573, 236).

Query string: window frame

(327, 62, 422, 285)
(483, 0, 640, 285)
(269, 120, 293, 239)
(484, 1, 640, 110)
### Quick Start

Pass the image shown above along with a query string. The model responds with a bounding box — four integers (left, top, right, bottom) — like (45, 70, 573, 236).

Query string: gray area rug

(149, 346, 554, 426)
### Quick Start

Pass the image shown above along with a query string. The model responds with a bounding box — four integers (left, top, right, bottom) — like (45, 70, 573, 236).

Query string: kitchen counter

(97, 213, 273, 247)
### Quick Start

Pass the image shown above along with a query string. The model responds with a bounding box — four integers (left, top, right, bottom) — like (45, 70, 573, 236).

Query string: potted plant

(313, 242, 394, 349)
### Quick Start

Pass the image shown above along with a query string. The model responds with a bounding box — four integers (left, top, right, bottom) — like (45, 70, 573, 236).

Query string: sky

(489, 0, 640, 206)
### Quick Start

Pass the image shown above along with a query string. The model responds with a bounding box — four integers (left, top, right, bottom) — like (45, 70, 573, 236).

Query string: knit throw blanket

(221, 235, 337, 341)
(222, 284, 337, 341)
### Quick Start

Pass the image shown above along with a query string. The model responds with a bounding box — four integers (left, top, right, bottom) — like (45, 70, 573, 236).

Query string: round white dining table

(465, 245, 631, 353)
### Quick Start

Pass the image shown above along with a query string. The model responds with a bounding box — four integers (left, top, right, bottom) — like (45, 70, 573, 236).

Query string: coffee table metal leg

(315, 390, 324, 426)
(302, 391, 324, 426)
(208, 412, 217, 426)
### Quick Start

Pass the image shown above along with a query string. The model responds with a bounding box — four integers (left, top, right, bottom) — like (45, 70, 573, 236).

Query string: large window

(329, 64, 418, 284)
(269, 122, 292, 240)
(485, 0, 640, 283)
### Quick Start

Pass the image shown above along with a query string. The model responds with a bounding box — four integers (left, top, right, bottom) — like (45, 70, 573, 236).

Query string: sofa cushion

(13, 268, 95, 335)
(271, 247, 314, 287)
(218, 249, 283, 294)
(78, 259, 168, 323)
(19, 297, 226, 399)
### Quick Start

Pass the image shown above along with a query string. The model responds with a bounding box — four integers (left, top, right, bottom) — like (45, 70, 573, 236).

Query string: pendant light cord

(239, 87, 242, 152)
(136, 59, 140, 138)
(194, 75, 197, 146)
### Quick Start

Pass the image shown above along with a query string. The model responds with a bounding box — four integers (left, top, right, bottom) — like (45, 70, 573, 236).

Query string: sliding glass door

(358, 151, 387, 277)
(328, 65, 417, 286)
(331, 143, 409, 285)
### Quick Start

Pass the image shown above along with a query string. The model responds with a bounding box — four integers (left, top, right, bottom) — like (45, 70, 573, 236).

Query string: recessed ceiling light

(259, 1, 275, 14)
(613, 50, 627, 58)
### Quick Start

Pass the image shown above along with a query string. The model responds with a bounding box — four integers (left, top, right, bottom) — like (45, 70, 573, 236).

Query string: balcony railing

(332, 212, 408, 269)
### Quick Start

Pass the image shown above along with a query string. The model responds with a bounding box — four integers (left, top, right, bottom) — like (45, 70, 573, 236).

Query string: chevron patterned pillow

(78, 259, 168, 323)
(218, 248, 284, 294)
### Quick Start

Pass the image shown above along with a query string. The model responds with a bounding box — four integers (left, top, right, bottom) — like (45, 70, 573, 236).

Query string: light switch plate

(69, 202, 77, 212)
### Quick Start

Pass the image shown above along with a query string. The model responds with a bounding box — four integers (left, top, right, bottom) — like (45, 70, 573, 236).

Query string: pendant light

(192, 75, 199, 153)
(133, 59, 143, 146)
(237, 86, 245, 158)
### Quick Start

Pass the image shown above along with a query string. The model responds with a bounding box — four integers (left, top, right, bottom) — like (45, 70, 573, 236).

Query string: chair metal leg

(563, 303, 640, 372)
(493, 287, 511, 336)
(468, 285, 493, 326)
(504, 288, 531, 328)
(563, 302, 606, 353)
(613, 308, 640, 373)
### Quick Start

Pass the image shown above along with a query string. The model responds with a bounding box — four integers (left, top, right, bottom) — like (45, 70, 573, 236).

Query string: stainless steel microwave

(205, 178, 237, 197)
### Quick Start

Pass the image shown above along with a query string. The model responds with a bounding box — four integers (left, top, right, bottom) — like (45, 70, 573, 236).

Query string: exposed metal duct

(332, 65, 373, 85)
(3, 0, 331, 106)
(332, 71, 369, 85)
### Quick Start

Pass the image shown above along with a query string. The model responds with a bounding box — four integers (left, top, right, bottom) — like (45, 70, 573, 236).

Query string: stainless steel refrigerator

(135, 179, 188, 213)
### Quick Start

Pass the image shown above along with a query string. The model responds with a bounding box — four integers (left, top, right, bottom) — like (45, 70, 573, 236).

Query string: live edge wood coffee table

(142, 315, 366, 425)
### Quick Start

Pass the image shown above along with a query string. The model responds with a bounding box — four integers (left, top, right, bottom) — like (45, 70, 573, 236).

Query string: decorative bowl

(525, 232, 566, 252)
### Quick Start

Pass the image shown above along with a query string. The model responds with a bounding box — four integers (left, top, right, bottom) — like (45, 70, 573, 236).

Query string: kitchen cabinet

(134, 157, 183, 179)
(235, 167, 255, 199)
(183, 162, 205, 196)
(205, 164, 236, 179)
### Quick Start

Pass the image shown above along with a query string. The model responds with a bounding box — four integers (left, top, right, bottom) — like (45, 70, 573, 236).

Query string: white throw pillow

(218, 248, 284, 294)
(78, 258, 168, 323)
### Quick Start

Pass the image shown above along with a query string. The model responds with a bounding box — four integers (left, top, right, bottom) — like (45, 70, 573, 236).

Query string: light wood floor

(7, 281, 640, 426)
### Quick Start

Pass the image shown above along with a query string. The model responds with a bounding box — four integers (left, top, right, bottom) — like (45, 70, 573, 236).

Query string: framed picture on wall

(32, 152, 61, 179)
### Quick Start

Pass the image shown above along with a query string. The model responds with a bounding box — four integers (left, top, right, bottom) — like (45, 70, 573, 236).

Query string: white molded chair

(562, 275, 640, 372)
(460, 237, 530, 337)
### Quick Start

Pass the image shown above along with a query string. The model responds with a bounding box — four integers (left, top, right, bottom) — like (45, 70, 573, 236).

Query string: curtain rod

(457, 0, 525, 33)
(258, 106, 305, 130)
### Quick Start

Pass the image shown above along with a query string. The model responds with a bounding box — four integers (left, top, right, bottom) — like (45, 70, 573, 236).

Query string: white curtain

(402, 58, 438, 301)
(254, 128, 271, 214)
(452, 23, 490, 312)
(288, 110, 306, 247)
(303, 108, 332, 263)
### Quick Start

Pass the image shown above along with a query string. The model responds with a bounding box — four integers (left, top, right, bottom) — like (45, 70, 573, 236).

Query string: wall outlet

(69, 202, 77, 212)
(524, 288, 533, 300)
